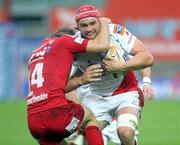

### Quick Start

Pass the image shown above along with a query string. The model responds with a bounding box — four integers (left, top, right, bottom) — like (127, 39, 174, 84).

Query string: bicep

(130, 39, 149, 55)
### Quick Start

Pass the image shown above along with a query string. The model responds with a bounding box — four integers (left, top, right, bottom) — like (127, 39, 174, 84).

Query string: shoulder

(58, 34, 76, 41)
(61, 34, 86, 44)
(109, 23, 124, 35)
(52, 34, 78, 46)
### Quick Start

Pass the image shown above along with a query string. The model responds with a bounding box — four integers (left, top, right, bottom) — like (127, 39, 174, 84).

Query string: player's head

(75, 4, 101, 40)
(51, 25, 76, 37)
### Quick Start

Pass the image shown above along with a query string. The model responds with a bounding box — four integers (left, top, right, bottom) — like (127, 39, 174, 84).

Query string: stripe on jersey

(113, 24, 125, 35)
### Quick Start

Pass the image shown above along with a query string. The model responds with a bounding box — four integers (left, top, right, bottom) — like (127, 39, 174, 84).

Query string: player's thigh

(80, 105, 108, 130)
(115, 91, 142, 117)
(66, 90, 81, 104)
(45, 103, 84, 139)
(115, 92, 142, 132)
(116, 107, 140, 117)
(80, 104, 97, 129)
(81, 105, 95, 122)
(82, 98, 113, 124)
(62, 102, 85, 133)
(28, 113, 45, 140)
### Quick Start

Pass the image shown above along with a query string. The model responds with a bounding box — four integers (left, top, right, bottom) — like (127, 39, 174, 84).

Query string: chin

(87, 35, 96, 40)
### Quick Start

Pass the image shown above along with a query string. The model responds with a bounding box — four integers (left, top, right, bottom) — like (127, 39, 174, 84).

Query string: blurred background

(0, 0, 180, 145)
(0, 0, 180, 100)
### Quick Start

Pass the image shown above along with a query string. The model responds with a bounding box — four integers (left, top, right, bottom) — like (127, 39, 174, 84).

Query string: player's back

(27, 35, 87, 115)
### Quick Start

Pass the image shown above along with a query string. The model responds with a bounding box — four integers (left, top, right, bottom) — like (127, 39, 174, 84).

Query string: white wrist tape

(143, 77, 151, 84)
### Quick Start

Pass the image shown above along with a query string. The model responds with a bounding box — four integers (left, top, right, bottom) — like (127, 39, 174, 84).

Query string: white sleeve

(109, 24, 136, 53)
(69, 61, 78, 77)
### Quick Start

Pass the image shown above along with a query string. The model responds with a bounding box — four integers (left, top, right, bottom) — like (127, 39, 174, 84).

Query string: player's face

(77, 17, 100, 40)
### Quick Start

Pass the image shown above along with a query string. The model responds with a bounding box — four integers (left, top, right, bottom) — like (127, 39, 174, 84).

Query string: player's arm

(103, 38, 154, 72)
(86, 17, 110, 52)
(66, 64, 103, 92)
(121, 39, 153, 71)
(139, 67, 154, 100)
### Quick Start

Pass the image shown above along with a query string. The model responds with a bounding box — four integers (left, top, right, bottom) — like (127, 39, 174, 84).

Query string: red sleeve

(62, 35, 88, 53)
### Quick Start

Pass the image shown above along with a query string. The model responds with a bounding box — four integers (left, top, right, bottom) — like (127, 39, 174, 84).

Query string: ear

(75, 26, 79, 30)
(75, 23, 80, 30)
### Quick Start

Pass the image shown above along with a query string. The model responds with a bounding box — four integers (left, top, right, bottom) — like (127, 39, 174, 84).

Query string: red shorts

(28, 101, 84, 145)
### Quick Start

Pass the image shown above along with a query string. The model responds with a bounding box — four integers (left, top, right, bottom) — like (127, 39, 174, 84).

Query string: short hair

(51, 26, 76, 37)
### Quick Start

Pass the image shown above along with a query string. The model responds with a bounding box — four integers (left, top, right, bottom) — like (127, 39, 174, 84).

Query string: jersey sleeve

(64, 35, 88, 53)
(109, 24, 136, 53)
(69, 61, 78, 77)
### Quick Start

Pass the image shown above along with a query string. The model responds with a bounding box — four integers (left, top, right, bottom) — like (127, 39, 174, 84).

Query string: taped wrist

(143, 77, 151, 86)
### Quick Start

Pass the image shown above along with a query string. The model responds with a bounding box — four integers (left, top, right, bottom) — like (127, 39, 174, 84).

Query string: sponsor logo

(29, 45, 51, 64)
(27, 93, 48, 105)
(65, 117, 80, 133)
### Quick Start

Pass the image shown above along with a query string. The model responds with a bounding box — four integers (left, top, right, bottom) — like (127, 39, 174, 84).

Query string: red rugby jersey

(27, 35, 88, 115)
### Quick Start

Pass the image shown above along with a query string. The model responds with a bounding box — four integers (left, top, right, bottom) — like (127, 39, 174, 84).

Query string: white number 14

(31, 63, 44, 88)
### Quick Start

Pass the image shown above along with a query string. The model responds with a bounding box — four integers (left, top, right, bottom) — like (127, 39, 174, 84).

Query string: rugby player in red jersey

(27, 17, 110, 145)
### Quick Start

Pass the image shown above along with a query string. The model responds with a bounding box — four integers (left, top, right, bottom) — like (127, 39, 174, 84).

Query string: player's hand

(142, 84, 154, 100)
(102, 56, 124, 72)
(80, 64, 104, 84)
(99, 17, 112, 24)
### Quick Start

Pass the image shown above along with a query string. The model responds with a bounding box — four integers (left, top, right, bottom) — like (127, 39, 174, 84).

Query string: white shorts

(77, 86, 142, 123)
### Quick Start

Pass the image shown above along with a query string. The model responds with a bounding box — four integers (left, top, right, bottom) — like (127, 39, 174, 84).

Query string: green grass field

(0, 100, 180, 145)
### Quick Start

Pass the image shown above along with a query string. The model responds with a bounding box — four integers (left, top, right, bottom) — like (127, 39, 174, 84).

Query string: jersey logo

(113, 24, 125, 35)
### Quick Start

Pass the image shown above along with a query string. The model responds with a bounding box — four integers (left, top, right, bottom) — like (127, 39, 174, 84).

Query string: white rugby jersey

(73, 24, 136, 97)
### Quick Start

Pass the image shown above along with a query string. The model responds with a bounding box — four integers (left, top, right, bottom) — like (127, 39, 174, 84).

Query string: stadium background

(0, 0, 179, 145)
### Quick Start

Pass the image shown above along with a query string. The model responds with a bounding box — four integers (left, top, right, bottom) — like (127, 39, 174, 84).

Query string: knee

(116, 113, 138, 144)
(118, 127, 135, 140)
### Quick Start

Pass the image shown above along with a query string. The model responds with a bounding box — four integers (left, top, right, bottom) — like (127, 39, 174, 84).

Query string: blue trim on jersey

(116, 24, 122, 34)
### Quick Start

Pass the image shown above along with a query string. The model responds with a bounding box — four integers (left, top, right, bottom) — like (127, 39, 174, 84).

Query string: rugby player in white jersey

(65, 4, 154, 145)
(65, 67, 154, 145)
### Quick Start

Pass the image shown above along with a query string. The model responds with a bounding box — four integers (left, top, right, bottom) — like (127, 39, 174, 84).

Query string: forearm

(66, 76, 85, 92)
(66, 64, 103, 92)
(139, 67, 154, 100)
(95, 19, 110, 51)
(139, 67, 151, 78)
(139, 67, 152, 84)
(88, 18, 110, 52)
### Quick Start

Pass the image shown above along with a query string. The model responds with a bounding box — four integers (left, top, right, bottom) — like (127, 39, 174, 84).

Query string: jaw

(84, 32, 97, 39)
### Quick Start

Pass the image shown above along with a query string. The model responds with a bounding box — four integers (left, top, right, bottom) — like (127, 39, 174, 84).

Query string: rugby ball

(106, 45, 129, 62)
(105, 45, 129, 78)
